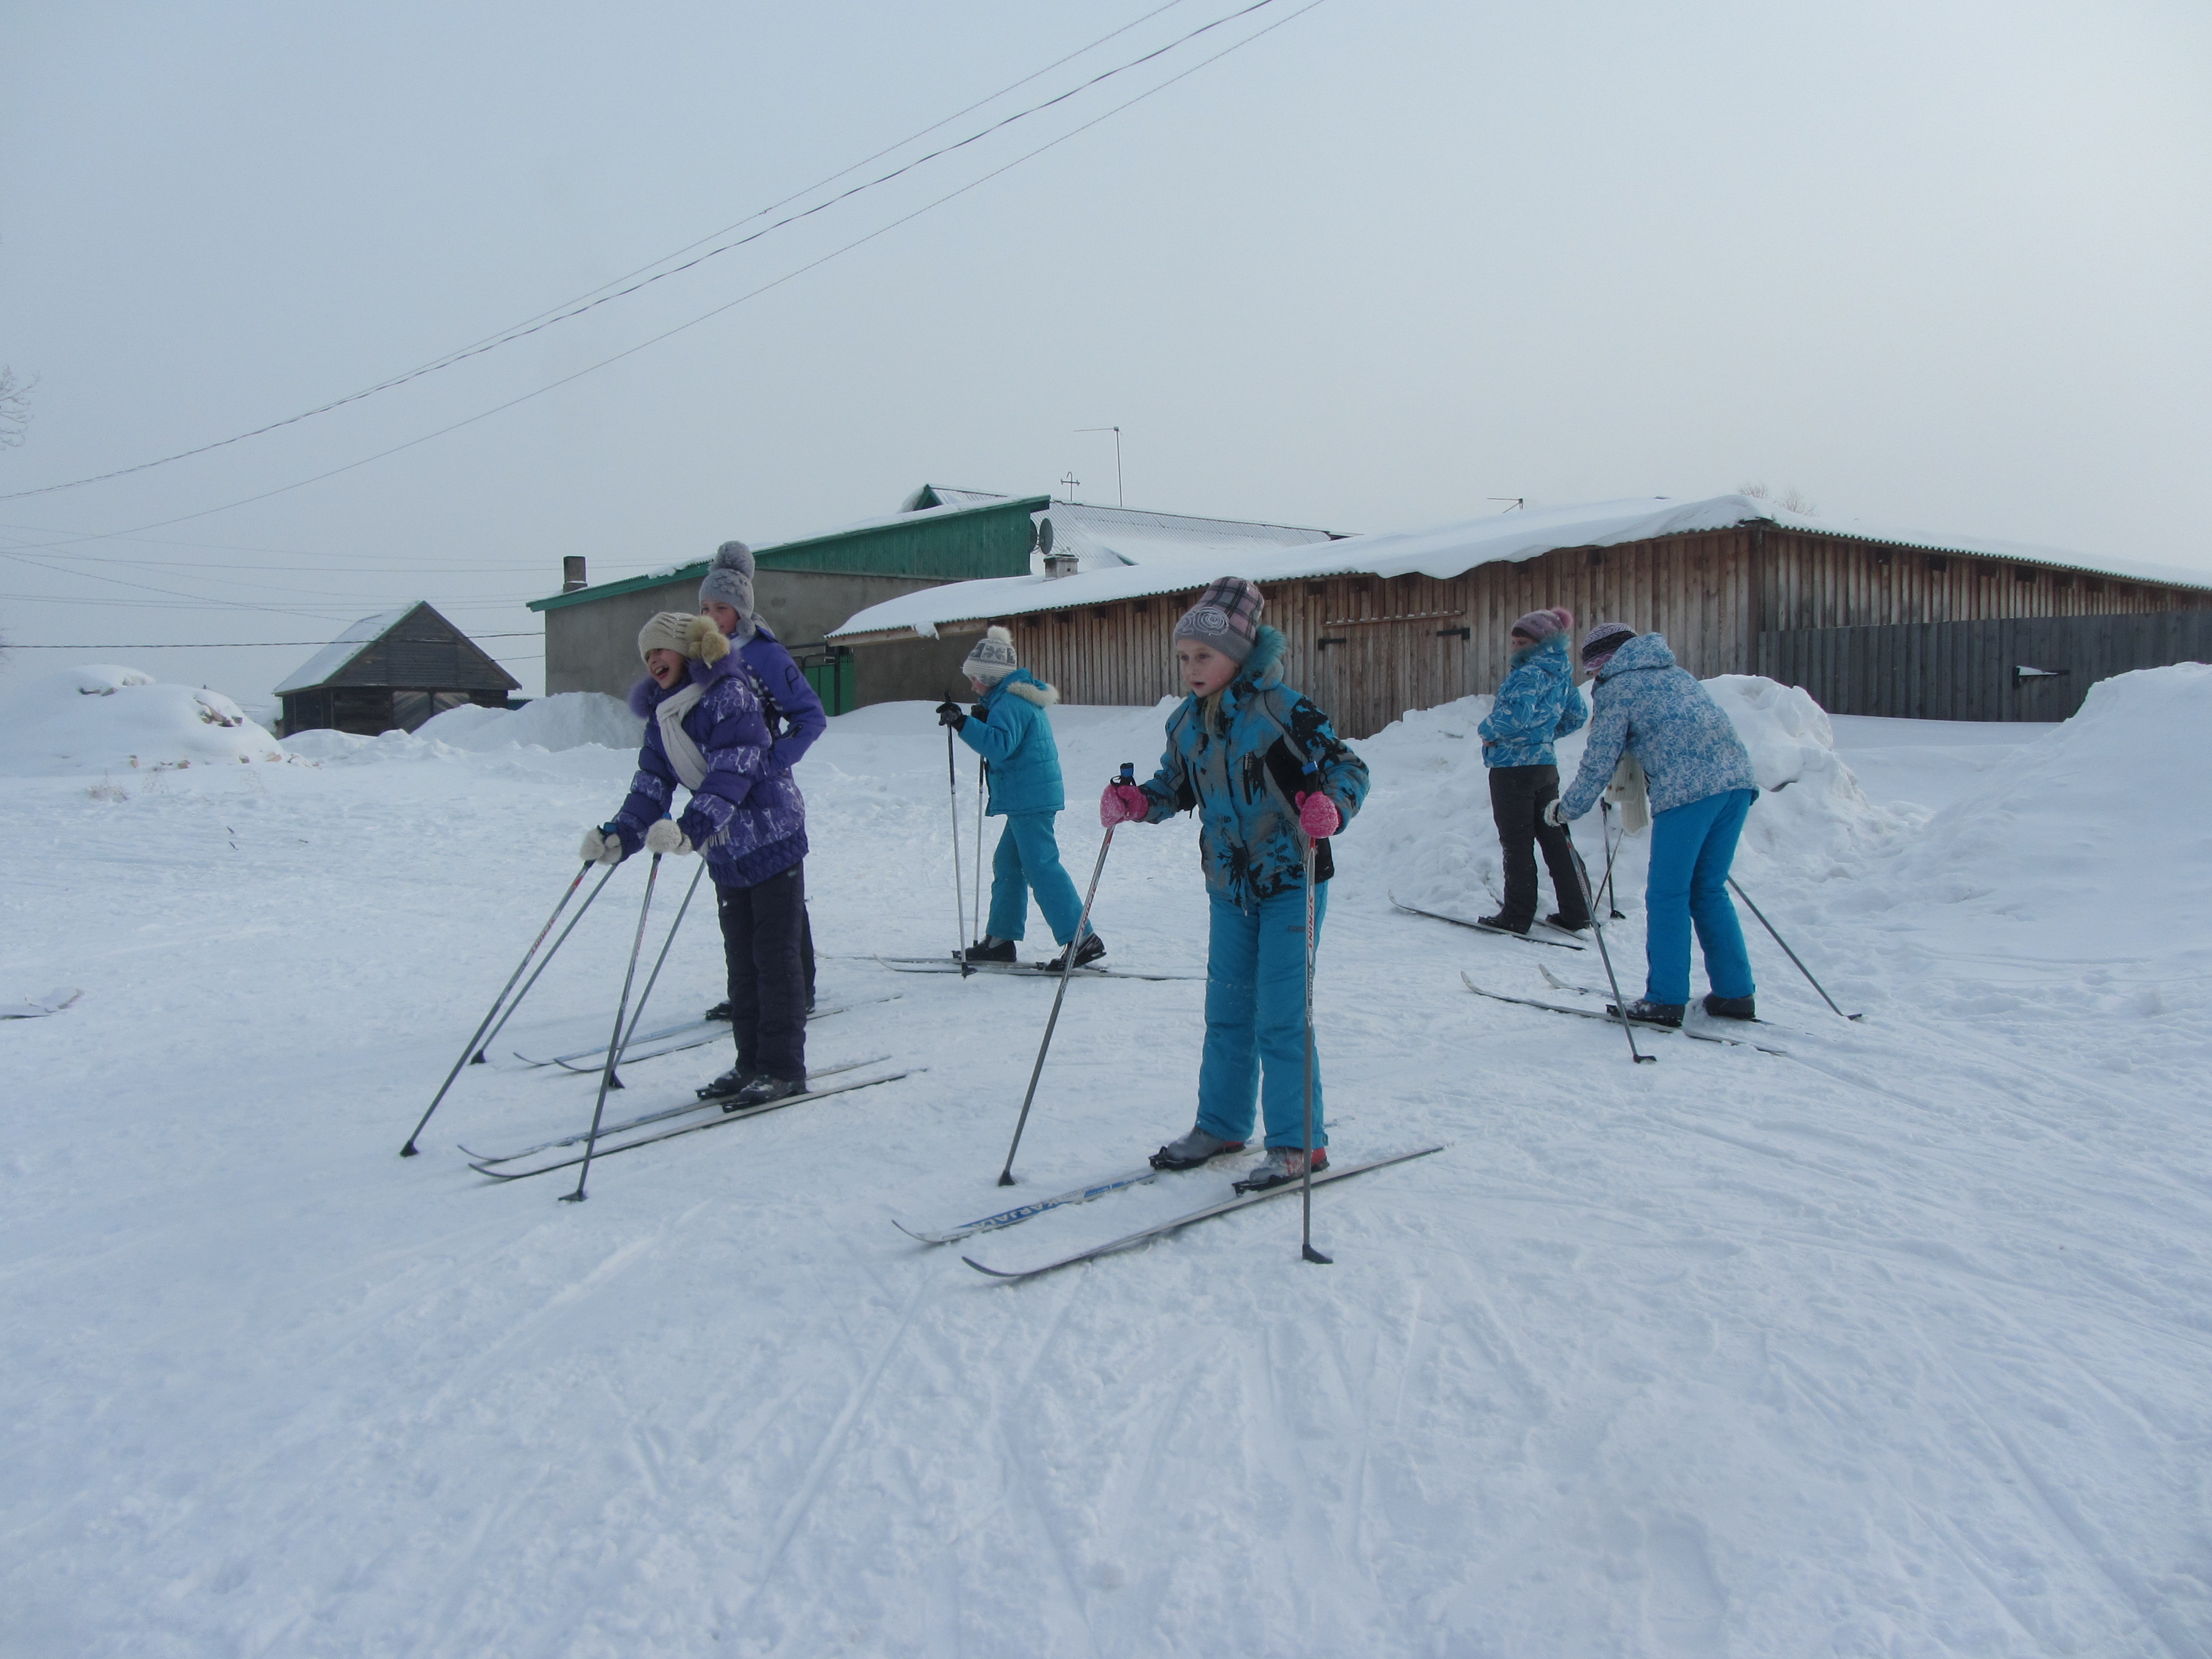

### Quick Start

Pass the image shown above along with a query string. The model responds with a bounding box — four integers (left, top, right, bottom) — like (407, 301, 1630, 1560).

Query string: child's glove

(644, 819, 694, 856)
(1295, 791, 1341, 838)
(579, 826, 624, 866)
(1100, 782, 1149, 827)
(934, 700, 967, 731)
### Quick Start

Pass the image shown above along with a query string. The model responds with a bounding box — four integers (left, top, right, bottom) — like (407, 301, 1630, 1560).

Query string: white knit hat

(961, 625, 1018, 683)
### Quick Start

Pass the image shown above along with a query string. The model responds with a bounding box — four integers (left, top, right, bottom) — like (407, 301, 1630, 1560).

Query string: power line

(4, 0, 1329, 560)
(6, 633, 542, 649)
(0, 0, 1207, 503)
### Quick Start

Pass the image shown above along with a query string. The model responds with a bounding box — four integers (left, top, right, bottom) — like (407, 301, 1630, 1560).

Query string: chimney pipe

(1042, 552, 1081, 579)
(562, 555, 587, 593)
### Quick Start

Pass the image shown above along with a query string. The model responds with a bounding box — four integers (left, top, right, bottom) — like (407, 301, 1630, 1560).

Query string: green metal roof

(529, 493, 1050, 612)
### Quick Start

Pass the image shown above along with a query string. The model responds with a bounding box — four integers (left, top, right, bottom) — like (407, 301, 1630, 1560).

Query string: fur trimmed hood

(996, 669, 1058, 707)
(1233, 624, 1288, 690)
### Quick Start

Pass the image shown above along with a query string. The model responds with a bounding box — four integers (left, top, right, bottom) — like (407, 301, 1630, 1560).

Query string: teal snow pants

(1196, 884, 1328, 1150)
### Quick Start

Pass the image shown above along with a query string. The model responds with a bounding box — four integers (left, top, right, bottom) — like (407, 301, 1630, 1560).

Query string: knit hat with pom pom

(697, 540, 755, 625)
(961, 625, 1019, 684)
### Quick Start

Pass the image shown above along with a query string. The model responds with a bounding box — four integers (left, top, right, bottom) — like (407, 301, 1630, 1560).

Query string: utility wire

(5, 0, 1328, 560)
(0, 0, 1213, 503)
(6, 633, 542, 649)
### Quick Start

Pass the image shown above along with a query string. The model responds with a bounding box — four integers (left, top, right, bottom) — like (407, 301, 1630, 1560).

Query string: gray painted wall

(542, 569, 972, 704)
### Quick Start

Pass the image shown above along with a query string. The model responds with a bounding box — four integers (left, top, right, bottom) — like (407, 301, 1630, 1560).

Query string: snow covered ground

(4, 664, 2208, 1657)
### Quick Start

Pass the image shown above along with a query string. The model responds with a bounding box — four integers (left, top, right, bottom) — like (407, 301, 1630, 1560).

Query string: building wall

(913, 530, 2212, 738)
(755, 495, 1046, 580)
(542, 570, 972, 701)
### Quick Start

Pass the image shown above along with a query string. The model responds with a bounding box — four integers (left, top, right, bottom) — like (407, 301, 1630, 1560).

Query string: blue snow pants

(1196, 884, 1328, 1150)
(1644, 787, 1757, 1006)
(985, 810, 1087, 945)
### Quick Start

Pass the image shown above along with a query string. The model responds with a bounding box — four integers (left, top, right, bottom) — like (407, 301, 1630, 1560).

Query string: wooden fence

(1756, 612, 2212, 722)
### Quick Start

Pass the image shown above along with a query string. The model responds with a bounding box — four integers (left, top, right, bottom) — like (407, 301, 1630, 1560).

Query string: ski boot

(696, 1063, 759, 1103)
(1476, 913, 1530, 935)
(729, 1074, 806, 1110)
(1544, 912, 1590, 934)
(704, 1000, 732, 1021)
(1233, 1145, 1328, 1193)
(1045, 933, 1106, 972)
(961, 937, 1016, 964)
(1607, 999, 1685, 1028)
(1150, 1125, 1245, 1171)
(1702, 992, 1757, 1021)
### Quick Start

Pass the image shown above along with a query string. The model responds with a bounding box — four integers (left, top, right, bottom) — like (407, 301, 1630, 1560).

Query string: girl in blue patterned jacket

(1476, 606, 1590, 935)
(1100, 577, 1370, 1192)
(581, 611, 810, 1108)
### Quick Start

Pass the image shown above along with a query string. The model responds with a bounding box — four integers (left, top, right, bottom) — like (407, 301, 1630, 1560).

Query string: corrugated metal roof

(830, 494, 2212, 641)
(272, 607, 414, 694)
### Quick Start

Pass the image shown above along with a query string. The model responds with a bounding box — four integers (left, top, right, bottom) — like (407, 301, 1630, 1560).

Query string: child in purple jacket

(584, 610, 810, 1108)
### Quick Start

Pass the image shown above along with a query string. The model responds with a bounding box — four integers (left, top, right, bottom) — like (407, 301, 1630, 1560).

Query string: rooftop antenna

(1058, 471, 1081, 504)
(1489, 497, 1525, 512)
(1077, 426, 1123, 505)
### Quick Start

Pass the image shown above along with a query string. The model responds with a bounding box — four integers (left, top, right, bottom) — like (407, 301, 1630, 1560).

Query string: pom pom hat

(961, 625, 1019, 684)
(637, 612, 731, 665)
(697, 540, 755, 618)
(1172, 576, 1265, 665)
(1511, 607, 1574, 642)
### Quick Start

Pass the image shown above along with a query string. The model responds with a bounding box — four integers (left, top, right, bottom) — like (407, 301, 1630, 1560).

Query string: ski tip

(961, 1255, 1029, 1279)
(890, 1217, 938, 1244)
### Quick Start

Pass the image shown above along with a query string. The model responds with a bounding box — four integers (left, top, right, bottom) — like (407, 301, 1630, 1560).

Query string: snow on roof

(1037, 501, 1339, 577)
(830, 494, 2212, 640)
(272, 607, 415, 695)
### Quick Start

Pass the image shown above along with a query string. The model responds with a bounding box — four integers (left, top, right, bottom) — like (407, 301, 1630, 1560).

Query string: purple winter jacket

(737, 623, 827, 771)
(607, 653, 807, 888)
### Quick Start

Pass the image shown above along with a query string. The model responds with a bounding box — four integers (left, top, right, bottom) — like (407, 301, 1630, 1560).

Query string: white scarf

(654, 681, 709, 790)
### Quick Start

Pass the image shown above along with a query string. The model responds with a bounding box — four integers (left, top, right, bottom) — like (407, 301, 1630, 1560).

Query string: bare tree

(1738, 480, 1817, 516)
(0, 366, 36, 449)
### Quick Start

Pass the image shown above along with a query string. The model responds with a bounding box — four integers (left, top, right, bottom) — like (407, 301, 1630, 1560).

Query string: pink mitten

(1100, 782, 1149, 828)
(1296, 791, 1340, 838)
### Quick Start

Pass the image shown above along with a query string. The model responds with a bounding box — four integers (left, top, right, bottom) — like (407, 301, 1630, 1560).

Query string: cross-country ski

(1389, 891, 1587, 949)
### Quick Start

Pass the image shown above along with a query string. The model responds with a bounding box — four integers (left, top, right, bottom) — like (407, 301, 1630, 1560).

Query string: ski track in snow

(3, 694, 2209, 1656)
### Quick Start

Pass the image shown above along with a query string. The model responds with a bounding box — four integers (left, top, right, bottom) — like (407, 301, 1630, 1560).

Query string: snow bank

(1884, 662, 2212, 949)
(1704, 675, 1923, 879)
(0, 664, 286, 775)
(281, 692, 641, 764)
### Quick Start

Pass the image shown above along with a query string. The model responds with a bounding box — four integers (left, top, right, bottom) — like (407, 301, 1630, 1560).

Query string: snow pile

(281, 692, 641, 764)
(1704, 675, 1923, 879)
(1884, 662, 2212, 950)
(0, 664, 286, 775)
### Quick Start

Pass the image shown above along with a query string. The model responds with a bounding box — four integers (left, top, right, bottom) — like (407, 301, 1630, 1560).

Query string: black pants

(1489, 764, 1589, 930)
(716, 862, 808, 1082)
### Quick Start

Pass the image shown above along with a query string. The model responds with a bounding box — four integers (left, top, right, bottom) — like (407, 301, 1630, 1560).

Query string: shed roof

(274, 602, 520, 695)
(828, 494, 2212, 641)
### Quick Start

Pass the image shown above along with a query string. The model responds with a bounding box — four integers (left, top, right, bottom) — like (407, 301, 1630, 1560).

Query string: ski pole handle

(1117, 761, 1134, 785)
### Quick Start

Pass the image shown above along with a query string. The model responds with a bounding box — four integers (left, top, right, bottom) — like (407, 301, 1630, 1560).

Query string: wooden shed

(828, 495, 2212, 736)
(274, 602, 520, 737)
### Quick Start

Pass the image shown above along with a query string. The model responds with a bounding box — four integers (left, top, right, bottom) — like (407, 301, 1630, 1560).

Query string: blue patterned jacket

(1558, 633, 1756, 821)
(609, 654, 807, 886)
(1134, 627, 1370, 911)
(1478, 634, 1588, 768)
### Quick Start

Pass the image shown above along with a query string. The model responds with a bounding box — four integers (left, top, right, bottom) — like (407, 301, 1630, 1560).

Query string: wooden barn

(274, 602, 520, 737)
(827, 495, 2212, 737)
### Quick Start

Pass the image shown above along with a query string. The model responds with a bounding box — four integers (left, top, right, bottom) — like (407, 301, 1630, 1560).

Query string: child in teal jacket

(936, 627, 1103, 969)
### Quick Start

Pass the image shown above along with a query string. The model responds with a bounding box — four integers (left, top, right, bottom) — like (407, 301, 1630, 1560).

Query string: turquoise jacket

(1478, 633, 1587, 768)
(1134, 627, 1370, 911)
(956, 669, 1066, 816)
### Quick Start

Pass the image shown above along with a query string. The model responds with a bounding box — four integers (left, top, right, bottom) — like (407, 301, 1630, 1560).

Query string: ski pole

(602, 857, 708, 1089)
(973, 758, 987, 955)
(1728, 878, 1862, 1020)
(1565, 832, 1654, 1065)
(401, 860, 593, 1156)
(1597, 800, 1626, 920)
(564, 853, 664, 1203)
(946, 723, 973, 978)
(1298, 763, 1331, 1265)
(472, 861, 621, 1062)
(997, 763, 1133, 1187)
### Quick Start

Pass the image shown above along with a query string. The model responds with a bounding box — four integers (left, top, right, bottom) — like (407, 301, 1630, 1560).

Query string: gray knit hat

(1580, 621, 1636, 671)
(698, 540, 755, 619)
(1172, 576, 1265, 664)
(961, 625, 1018, 684)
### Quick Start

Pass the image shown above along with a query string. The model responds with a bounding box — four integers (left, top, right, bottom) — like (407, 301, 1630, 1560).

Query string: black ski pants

(1488, 763, 1590, 930)
(717, 861, 808, 1082)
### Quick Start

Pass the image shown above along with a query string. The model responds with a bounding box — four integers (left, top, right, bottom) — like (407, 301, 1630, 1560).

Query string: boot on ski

(1544, 911, 1590, 934)
(1702, 992, 1757, 1021)
(697, 1063, 760, 1102)
(1476, 913, 1530, 935)
(1150, 1125, 1245, 1171)
(1233, 1145, 1328, 1193)
(1608, 998, 1685, 1028)
(704, 999, 733, 1021)
(960, 937, 1016, 964)
(1045, 933, 1106, 972)
(729, 1073, 807, 1110)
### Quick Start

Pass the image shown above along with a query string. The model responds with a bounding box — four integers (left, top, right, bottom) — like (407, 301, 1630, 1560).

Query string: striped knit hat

(1512, 606, 1574, 642)
(1580, 622, 1636, 672)
(1173, 576, 1265, 664)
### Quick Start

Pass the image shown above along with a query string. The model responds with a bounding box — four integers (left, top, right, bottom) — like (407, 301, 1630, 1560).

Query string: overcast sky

(4, 0, 2206, 707)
